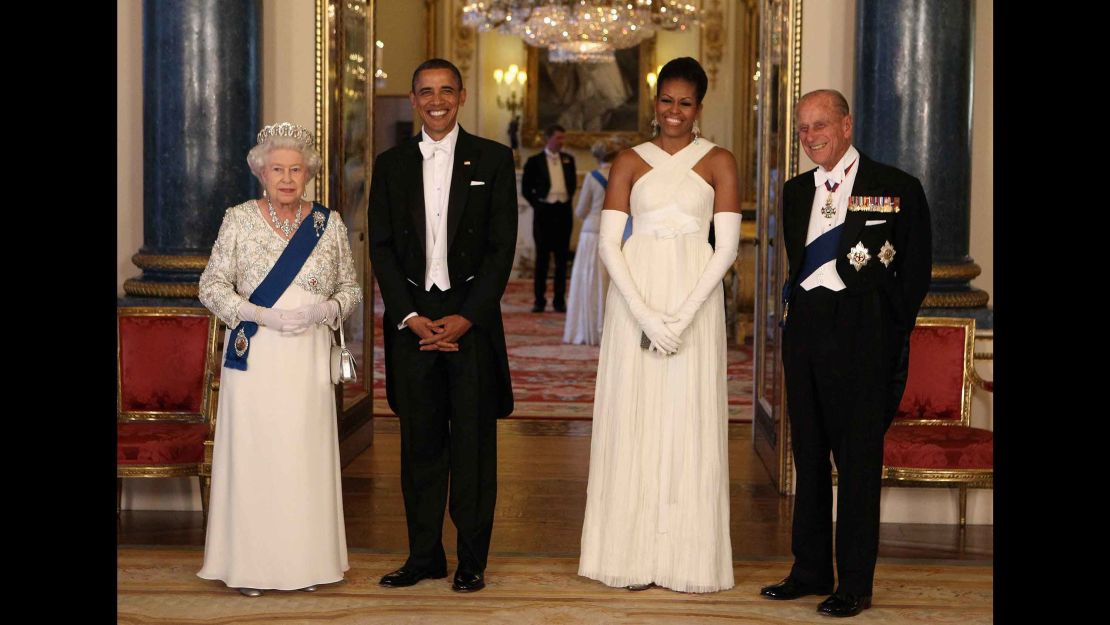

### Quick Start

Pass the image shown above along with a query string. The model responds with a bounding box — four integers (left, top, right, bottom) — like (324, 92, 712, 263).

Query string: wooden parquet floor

(118, 419, 992, 623)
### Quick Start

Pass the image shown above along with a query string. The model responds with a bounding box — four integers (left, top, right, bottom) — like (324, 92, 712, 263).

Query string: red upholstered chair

(117, 307, 219, 518)
(883, 316, 993, 526)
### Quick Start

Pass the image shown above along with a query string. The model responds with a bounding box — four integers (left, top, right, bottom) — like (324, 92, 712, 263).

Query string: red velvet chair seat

(883, 424, 993, 471)
(117, 422, 209, 465)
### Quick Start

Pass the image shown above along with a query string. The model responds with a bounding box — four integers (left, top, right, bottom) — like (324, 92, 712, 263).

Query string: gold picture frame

(316, 0, 375, 436)
(521, 38, 656, 150)
(752, 0, 802, 495)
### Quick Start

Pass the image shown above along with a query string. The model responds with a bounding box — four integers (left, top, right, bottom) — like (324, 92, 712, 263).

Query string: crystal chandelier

(461, 1, 699, 63)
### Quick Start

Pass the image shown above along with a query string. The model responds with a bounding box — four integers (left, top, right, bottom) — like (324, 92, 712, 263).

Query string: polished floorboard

(118, 418, 993, 560)
(117, 418, 992, 623)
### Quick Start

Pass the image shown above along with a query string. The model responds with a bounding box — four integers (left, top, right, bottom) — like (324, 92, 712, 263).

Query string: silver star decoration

(878, 241, 896, 267)
(847, 242, 871, 271)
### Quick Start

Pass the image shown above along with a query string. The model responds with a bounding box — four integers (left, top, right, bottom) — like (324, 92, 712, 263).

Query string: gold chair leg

(958, 486, 968, 528)
(117, 478, 123, 516)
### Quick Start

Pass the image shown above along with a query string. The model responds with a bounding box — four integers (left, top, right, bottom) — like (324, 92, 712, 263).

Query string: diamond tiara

(256, 122, 315, 148)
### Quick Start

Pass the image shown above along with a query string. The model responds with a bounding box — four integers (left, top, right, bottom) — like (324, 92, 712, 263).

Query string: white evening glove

(665, 212, 741, 338)
(237, 301, 308, 334)
(282, 300, 341, 333)
(597, 209, 681, 354)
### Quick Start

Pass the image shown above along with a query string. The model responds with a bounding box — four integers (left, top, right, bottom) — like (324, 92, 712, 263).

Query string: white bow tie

(814, 168, 839, 189)
(419, 141, 448, 160)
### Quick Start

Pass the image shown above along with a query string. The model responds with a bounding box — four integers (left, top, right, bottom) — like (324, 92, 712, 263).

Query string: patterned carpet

(117, 547, 993, 625)
(367, 279, 754, 421)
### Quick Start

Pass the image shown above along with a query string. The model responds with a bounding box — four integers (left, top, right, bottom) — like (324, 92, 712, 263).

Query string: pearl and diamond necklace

(267, 198, 303, 238)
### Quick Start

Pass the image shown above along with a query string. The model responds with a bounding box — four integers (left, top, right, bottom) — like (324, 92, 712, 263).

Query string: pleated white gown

(197, 284, 349, 590)
(578, 140, 733, 593)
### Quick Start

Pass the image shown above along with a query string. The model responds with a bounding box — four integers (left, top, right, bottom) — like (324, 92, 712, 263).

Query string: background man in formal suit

(760, 89, 932, 618)
(368, 58, 517, 594)
(521, 124, 577, 312)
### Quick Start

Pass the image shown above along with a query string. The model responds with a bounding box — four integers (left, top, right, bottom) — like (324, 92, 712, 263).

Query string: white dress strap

(631, 142, 667, 169)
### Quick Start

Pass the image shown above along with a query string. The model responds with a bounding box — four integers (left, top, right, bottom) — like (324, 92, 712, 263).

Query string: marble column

(853, 0, 990, 328)
(122, 0, 261, 303)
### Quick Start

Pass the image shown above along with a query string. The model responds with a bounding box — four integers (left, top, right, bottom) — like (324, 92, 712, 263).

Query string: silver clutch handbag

(328, 215, 357, 385)
(331, 321, 357, 385)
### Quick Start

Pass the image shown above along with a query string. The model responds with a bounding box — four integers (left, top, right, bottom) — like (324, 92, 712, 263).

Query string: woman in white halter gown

(578, 57, 743, 594)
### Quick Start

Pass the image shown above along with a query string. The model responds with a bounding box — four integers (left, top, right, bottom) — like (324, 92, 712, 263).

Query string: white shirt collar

(544, 147, 561, 159)
(420, 123, 460, 153)
(813, 145, 860, 187)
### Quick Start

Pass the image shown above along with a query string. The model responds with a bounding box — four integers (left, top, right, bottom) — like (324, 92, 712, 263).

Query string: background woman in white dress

(563, 137, 627, 345)
(578, 58, 742, 593)
(197, 122, 362, 596)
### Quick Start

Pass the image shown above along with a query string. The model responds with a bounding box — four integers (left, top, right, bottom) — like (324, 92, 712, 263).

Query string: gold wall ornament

(701, 0, 725, 88)
(425, 0, 439, 59)
(122, 279, 199, 299)
(131, 254, 210, 272)
(453, 1, 476, 82)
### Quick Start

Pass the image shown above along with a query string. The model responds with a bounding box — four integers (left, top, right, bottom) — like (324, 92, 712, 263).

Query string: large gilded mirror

(316, 0, 376, 448)
(753, 0, 801, 494)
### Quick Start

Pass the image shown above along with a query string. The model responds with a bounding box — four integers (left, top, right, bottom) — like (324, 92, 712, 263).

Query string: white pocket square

(470, 180, 486, 186)
(864, 219, 887, 226)
(465, 275, 476, 282)
(406, 278, 418, 286)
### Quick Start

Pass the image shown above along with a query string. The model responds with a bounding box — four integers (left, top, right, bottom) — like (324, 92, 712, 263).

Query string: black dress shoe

(378, 566, 447, 587)
(531, 304, 545, 313)
(816, 592, 872, 617)
(553, 303, 566, 313)
(451, 570, 485, 593)
(760, 577, 834, 600)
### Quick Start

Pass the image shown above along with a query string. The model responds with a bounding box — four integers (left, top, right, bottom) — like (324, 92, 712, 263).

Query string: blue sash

(591, 169, 634, 243)
(590, 169, 608, 188)
(782, 222, 843, 304)
(223, 203, 331, 370)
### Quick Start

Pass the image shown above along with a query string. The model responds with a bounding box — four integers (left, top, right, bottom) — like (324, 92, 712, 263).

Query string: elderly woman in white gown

(563, 137, 627, 345)
(197, 122, 362, 597)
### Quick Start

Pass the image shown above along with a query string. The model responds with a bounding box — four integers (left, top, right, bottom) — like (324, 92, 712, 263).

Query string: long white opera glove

(283, 300, 341, 333)
(597, 209, 680, 354)
(237, 301, 308, 334)
(665, 212, 741, 338)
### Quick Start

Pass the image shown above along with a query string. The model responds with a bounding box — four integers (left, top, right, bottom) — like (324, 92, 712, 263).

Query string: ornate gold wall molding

(425, 0, 439, 59)
(700, 0, 725, 88)
(452, 0, 476, 82)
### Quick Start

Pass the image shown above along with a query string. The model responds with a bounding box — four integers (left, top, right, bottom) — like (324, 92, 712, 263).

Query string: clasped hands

(640, 306, 696, 356)
(240, 301, 338, 335)
(407, 314, 472, 352)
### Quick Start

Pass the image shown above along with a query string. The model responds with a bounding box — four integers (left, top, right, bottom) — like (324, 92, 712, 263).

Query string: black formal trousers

(532, 200, 572, 307)
(782, 285, 892, 597)
(389, 284, 500, 575)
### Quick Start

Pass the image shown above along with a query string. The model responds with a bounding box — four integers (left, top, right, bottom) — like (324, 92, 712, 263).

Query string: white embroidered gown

(197, 200, 361, 590)
(564, 167, 609, 346)
(578, 140, 734, 593)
